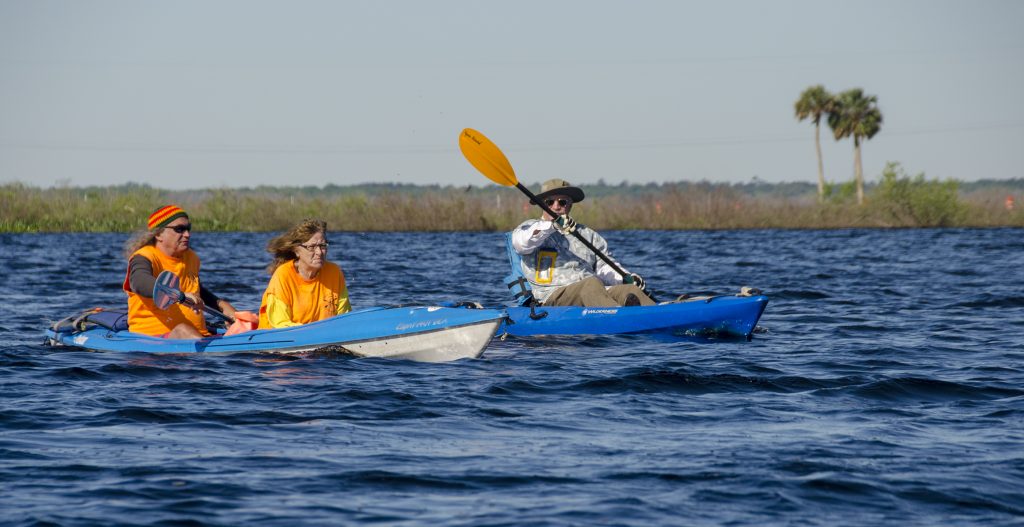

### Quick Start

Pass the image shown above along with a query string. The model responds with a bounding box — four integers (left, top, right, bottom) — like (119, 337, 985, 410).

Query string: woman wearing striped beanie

(121, 205, 238, 338)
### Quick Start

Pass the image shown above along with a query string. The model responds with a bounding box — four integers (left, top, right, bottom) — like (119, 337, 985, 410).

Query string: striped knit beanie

(148, 205, 189, 230)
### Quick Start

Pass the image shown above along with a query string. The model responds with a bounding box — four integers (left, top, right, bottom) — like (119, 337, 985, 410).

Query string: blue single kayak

(499, 294, 769, 338)
(45, 305, 505, 362)
(495, 232, 768, 338)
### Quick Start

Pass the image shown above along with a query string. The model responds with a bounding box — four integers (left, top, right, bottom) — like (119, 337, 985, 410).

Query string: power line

(1, 121, 1021, 155)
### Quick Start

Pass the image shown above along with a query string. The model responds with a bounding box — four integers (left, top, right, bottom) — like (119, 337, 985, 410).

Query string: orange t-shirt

(258, 260, 350, 329)
(122, 245, 209, 336)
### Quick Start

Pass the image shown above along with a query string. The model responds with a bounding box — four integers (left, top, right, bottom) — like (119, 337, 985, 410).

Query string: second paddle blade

(153, 271, 183, 310)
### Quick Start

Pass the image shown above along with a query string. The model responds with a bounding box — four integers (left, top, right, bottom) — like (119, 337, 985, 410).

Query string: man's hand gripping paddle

(153, 271, 234, 323)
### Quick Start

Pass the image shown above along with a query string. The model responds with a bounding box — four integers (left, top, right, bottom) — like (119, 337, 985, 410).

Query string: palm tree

(828, 89, 883, 205)
(794, 85, 834, 202)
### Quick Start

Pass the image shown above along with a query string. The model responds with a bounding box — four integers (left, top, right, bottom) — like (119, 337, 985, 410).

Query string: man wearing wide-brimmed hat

(510, 179, 654, 307)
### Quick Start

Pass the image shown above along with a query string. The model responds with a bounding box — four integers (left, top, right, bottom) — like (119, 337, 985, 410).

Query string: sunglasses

(168, 224, 192, 233)
(299, 242, 330, 252)
(544, 198, 572, 207)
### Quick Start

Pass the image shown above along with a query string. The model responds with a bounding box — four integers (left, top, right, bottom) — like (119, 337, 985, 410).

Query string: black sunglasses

(544, 198, 571, 207)
(168, 224, 192, 233)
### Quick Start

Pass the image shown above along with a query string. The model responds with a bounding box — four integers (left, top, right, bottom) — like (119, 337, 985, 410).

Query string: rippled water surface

(2, 229, 1023, 526)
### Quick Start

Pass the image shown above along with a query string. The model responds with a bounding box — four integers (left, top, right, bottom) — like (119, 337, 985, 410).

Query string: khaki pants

(542, 276, 655, 307)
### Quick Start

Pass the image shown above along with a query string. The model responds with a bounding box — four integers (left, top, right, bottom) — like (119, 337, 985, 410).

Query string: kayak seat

(51, 307, 129, 333)
(504, 233, 535, 307)
(504, 233, 547, 320)
(89, 308, 130, 331)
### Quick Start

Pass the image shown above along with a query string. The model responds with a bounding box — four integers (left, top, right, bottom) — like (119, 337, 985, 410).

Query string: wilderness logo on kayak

(581, 308, 619, 316)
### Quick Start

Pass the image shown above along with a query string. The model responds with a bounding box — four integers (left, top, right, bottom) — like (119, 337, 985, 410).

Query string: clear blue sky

(1, 0, 1022, 190)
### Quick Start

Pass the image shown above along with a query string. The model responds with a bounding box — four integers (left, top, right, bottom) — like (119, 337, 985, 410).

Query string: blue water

(2, 229, 1023, 526)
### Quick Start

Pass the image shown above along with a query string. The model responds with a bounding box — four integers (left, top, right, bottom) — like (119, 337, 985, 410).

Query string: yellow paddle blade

(459, 128, 518, 187)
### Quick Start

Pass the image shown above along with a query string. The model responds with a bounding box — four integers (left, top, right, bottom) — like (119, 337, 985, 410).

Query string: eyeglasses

(168, 224, 192, 233)
(298, 242, 330, 253)
(544, 198, 571, 207)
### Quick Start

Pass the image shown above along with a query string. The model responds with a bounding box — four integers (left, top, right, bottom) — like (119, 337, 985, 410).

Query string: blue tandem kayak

(45, 305, 505, 362)
(499, 294, 769, 338)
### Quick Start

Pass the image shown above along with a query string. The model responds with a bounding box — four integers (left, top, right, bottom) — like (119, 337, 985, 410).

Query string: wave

(316, 469, 585, 491)
(953, 295, 1024, 309)
(848, 377, 1024, 402)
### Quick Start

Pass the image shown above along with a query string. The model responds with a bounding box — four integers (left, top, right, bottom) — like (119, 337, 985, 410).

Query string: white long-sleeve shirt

(511, 219, 628, 299)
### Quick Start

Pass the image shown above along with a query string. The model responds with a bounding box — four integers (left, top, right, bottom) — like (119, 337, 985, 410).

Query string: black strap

(506, 276, 532, 301)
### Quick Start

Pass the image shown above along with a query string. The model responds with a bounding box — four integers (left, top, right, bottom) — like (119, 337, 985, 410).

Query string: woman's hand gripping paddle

(153, 271, 235, 323)
(458, 128, 657, 302)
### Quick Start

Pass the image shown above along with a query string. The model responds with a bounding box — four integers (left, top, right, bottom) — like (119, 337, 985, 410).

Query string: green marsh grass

(2, 180, 1022, 233)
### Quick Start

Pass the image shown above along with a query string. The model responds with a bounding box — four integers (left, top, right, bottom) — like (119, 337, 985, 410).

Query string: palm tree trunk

(854, 136, 864, 205)
(815, 123, 825, 202)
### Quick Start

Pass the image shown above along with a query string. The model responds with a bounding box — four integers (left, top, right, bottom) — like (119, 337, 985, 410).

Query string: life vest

(122, 245, 208, 336)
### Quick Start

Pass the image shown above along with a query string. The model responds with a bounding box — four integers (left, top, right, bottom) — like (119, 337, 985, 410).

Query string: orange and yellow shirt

(258, 261, 350, 329)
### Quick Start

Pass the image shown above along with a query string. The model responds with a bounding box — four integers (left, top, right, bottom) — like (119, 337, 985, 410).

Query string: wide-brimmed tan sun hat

(535, 178, 585, 203)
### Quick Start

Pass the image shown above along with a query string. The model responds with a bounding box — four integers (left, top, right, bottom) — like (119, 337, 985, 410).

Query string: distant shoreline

(2, 180, 1022, 232)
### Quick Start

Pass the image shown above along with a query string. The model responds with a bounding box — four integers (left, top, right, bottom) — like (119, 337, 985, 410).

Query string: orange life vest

(123, 245, 209, 336)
